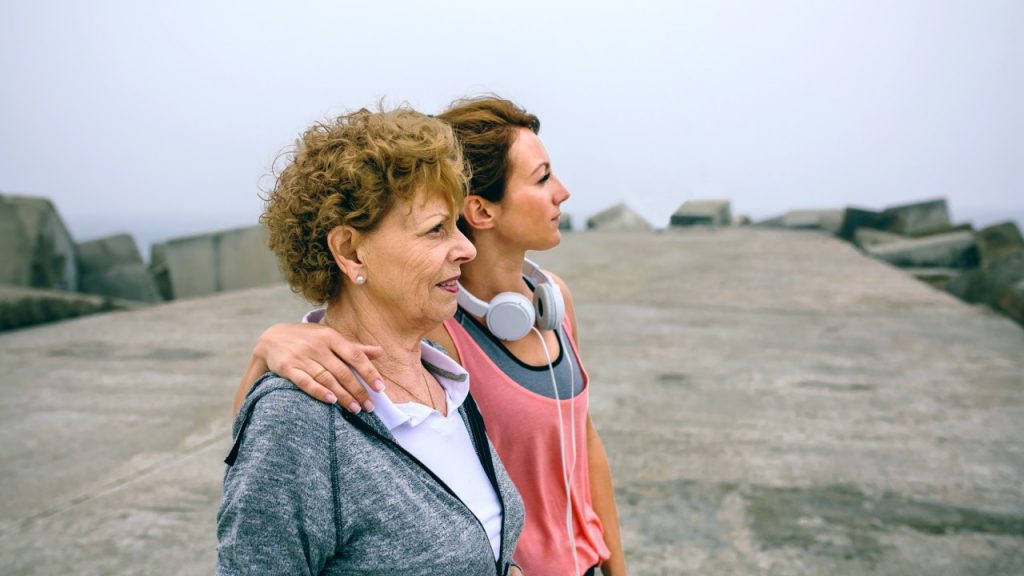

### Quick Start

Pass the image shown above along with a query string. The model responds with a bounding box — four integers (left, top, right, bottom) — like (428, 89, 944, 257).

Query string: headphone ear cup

(533, 281, 565, 331)
(486, 292, 536, 341)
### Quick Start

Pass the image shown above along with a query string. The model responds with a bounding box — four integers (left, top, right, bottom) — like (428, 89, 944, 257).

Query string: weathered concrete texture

(586, 202, 653, 231)
(0, 285, 145, 331)
(1, 228, 1022, 575)
(76, 234, 162, 303)
(864, 230, 979, 269)
(670, 199, 731, 227)
(947, 254, 1024, 326)
(838, 198, 960, 243)
(854, 227, 908, 250)
(759, 209, 844, 234)
(148, 225, 283, 300)
(995, 279, 1024, 324)
(906, 267, 961, 290)
(838, 207, 897, 242)
(976, 221, 1024, 265)
(0, 193, 78, 291)
(882, 198, 952, 237)
(784, 209, 843, 233)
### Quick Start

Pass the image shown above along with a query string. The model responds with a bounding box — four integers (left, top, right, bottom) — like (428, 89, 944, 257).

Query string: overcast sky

(2, 1, 1021, 253)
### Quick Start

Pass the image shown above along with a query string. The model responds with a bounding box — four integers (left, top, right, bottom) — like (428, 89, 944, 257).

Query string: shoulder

(544, 269, 574, 301)
(236, 374, 335, 447)
(541, 268, 580, 338)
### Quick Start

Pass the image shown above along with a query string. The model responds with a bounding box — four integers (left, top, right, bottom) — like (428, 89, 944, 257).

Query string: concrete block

(778, 209, 844, 233)
(0, 285, 143, 331)
(975, 221, 1024, 265)
(854, 228, 908, 250)
(558, 213, 573, 232)
(0, 193, 78, 291)
(148, 243, 174, 301)
(754, 214, 785, 227)
(946, 253, 1024, 305)
(865, 230, 979, 269)
(881, 198, 952, 237)
(76, 234, 162, 303)
(906, 268, 961, 291)
(151, 225, 283, 300)
(995, 279, 1024, 325)
(670, 200, 731, 227)
(837, 207, 896, 241)
(586, 203, 653, 231)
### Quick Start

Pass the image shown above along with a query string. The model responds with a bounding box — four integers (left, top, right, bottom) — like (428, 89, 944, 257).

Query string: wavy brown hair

(437, 96, 540, 236)
(262, 106, 467, 304)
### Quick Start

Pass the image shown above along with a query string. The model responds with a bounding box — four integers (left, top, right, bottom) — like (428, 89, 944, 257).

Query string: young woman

(236, 97, 627, 576)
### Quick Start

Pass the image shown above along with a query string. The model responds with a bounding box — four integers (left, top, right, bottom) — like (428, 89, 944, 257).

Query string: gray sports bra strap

(454, 306, 584, 399)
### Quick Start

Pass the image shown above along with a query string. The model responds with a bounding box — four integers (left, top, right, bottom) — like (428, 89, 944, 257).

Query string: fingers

(332, 342, 385, 394)
(256, 321, 384, 414)
(285, 364, 347, 410)
(318, 357, 375, 414)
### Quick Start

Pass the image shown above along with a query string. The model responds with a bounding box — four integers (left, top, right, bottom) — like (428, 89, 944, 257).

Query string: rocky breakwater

(834, 198, 1024, 327)
(0, 193, 283, 331)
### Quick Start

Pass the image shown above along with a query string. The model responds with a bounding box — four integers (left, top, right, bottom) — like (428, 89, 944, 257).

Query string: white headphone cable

(531, 326, 580, 576)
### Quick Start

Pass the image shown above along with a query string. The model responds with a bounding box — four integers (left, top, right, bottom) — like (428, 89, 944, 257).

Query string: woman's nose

(453, 228, 476, 263)
(554, 176, 570, 204)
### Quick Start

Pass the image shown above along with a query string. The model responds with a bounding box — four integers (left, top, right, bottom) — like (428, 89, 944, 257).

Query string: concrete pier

(1, 228, 1021, 575)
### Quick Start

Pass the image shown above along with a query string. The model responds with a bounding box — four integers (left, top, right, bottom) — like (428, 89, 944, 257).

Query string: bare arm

(550, 270, 628, 574)
(588, 416, 627, 575)
(232, 322, 384, 416)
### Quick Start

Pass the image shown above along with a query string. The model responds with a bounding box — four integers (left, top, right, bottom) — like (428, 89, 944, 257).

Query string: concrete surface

(76, 233, 162, 303)
(1, 228, 1022, 575)
(587, 203, 653, 231)
(148, 225, 282, 301)
(882, 198, 952, 237)
(0, 285, 147, 331)
(0, 193, 78, 291)
(670, 200, 732, 227)
(976, 222, 1024, 265)
(865, 230, 979, 269)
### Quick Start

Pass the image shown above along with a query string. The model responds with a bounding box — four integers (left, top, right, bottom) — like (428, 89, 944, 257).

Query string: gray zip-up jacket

(217, 374, 525, 575)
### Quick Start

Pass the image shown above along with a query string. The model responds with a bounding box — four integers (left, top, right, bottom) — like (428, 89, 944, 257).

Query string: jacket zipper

(340, 408, 508, 575)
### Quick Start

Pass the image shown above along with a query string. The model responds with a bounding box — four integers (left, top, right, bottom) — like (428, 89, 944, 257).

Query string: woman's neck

(323, 297, 422, 377)
(460, 235, 529, 302)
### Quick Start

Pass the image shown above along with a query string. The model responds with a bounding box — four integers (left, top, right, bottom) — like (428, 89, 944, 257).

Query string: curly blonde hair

(262, 107, 467, 303)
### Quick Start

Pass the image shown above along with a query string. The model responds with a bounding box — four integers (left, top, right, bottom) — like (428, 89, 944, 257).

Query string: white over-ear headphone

(456, 258, 565, 341)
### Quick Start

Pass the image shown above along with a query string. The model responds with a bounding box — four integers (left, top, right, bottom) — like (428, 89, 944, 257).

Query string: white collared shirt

(303, 309, 504, 559)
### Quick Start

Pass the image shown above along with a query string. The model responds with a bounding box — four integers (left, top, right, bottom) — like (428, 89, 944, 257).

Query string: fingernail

(373, 379, 386, 392)
(348, 402, 361, 414)
(362, 399, 375, 412)
(325, 393, 338, 404)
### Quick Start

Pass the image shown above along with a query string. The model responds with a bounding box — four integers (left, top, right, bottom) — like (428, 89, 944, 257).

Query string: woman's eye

(429, 223, 446, 236)
(538, 172, 551, 184)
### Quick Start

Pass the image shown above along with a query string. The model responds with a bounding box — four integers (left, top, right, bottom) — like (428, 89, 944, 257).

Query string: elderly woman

(216, 107, 524, 575)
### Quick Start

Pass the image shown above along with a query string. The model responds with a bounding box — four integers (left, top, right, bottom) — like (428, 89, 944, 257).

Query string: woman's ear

(327, 225, 364, 281)
(463, 195, 497, 231)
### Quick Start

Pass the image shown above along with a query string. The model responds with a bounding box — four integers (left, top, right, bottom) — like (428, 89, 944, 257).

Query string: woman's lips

(436, 277, 460, 293)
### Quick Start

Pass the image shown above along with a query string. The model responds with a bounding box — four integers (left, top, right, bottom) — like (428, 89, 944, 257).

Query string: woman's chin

(533, 230, 562, 252)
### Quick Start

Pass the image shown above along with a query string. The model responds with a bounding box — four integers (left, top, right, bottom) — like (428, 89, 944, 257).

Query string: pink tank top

(443, 315, 610, 575)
